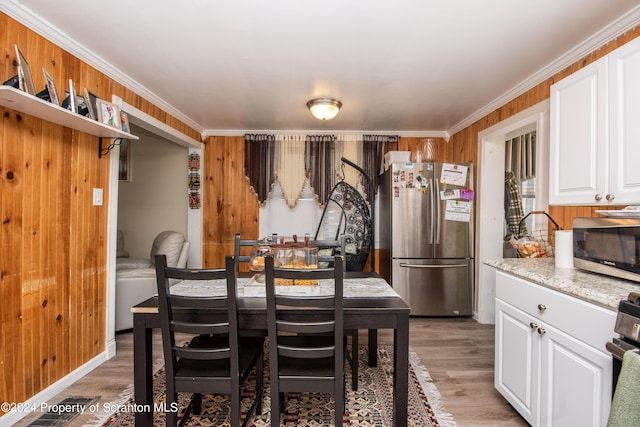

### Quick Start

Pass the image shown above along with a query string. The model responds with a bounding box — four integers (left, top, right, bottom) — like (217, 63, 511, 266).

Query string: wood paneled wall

(202, 136, 259, 268)
(0, 13, 200, 411)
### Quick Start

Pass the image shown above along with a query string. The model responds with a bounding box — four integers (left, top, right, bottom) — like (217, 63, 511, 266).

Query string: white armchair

(115, 230, 190, 331)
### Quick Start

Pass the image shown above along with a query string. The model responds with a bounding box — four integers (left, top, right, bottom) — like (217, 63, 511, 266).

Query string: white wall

(117, 125, 188, 259)
(259, 182, 323, 238)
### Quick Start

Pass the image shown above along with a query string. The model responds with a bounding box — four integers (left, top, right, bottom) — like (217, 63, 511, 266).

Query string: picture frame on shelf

(14, 45, 35, 95)
(68, 79, 77, 113)
(96, 99, 121, 129)
(84, 88, 99, 121)
(119, 111, 130, 133)
(76, 95, 91, 118)
(35, 87, 51, 102)
(62, 80, 78, 113)
(61, 91, 70, 110)
(42, 68, 59, 105)
(118, 139, 131, 181)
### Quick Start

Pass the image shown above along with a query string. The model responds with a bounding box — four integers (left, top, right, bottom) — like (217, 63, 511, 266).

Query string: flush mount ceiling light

(306, 98, 342, 120)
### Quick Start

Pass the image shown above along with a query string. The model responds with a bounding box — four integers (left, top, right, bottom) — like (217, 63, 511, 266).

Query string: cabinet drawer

(496, 271, 616, 351)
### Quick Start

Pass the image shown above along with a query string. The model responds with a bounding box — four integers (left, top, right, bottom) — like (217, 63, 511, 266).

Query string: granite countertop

(484, 258, 640, 311)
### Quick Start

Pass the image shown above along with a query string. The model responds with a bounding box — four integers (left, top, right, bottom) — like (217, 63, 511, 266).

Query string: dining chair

(233, 233, 277, 273)
(155, 254, 264, 427)
(310, 237, 360, 391)
(264, 255, 346, 426)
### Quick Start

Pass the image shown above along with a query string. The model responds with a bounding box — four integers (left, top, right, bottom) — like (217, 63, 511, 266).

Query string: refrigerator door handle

(434, 178, 441, 244)
(399, 263, 469, 269)
(428, 178, 435, 244)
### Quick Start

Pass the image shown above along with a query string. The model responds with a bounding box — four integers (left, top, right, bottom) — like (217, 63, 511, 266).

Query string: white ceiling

(3, 0, 640, 137)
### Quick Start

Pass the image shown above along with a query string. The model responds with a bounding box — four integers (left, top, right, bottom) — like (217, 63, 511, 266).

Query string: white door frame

(475, 99, 550, 323)
(105, 99, 203, 352)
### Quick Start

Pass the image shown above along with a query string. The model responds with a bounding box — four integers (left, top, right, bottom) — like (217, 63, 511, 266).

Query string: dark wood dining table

(130, 272, 410, 426)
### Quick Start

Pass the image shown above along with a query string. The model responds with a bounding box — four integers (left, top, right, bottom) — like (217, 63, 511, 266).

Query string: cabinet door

(549, 56, 608, 205)
(495, 299, 539, 425)
(539, 324, 612, 427)
(609, 36, 640, 204)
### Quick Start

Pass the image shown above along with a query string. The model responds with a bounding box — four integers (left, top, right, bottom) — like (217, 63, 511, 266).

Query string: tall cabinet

(549, 36, 640, 205)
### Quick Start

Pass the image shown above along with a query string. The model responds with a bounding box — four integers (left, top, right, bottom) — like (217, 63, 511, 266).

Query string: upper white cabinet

(609, 39, 640, 204)
(550, 36, 640, 205)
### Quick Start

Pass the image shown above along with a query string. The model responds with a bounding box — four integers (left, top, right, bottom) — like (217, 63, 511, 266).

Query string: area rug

(97, 346, 456, 426)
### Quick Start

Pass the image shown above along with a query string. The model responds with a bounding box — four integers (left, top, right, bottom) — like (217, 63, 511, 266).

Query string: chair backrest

(155, 254, 240, 382)
(264, 255, 344, 368)
(314, 181, 372, 272)
(233, 233, 277, 273)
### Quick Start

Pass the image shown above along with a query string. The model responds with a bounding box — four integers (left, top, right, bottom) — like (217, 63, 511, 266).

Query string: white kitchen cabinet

(608, 38, 640, 204)
(549, 36, 640, 205)
(549, 55, 607, 205)
(495, 298, 539, 425)
(495, 271, 615, 427)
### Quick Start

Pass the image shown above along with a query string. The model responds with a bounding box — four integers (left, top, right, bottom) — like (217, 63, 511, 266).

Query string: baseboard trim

(0, 351, 109, 426)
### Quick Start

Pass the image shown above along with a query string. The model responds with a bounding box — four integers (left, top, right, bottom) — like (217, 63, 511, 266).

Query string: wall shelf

(0, 86, 138, 157)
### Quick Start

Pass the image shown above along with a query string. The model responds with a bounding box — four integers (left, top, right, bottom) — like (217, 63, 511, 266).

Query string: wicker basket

(509, 211, 559, 258)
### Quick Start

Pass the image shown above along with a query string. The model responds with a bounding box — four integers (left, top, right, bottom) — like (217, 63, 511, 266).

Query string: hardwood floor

(13, 318, 528, 427)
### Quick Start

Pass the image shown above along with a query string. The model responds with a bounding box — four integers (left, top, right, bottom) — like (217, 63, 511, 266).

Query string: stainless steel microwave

(573, 217, 640, 282)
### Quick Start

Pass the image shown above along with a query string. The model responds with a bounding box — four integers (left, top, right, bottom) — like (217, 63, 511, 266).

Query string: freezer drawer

(392, 258, 472, 316)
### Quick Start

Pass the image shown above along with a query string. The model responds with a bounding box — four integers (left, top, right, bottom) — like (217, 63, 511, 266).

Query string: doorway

(475, 100, 550, 324)
(117, 125, 188, 259)
(106, 102, 202, 349)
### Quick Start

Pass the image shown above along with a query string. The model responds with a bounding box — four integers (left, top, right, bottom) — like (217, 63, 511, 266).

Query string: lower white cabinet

(495, 271, 615, 427)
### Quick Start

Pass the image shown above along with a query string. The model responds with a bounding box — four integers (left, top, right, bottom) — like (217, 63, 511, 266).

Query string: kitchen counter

(484, 258, 640, 311)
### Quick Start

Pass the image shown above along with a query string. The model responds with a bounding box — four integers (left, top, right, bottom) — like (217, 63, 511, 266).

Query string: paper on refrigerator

(440, 163, 468, 186)
(444, 200, 472, 222)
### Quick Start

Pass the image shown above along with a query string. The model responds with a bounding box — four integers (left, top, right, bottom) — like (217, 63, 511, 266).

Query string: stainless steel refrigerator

(379, 162, 473, 316)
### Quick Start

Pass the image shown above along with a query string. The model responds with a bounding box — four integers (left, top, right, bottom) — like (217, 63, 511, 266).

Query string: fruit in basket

(520, 242, 541, 257)
(511, 238, 548, 258)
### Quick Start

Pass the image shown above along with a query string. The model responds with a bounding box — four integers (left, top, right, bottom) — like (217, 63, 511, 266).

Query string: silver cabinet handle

(606, 193, 615, 202)
(537, 328, 546, 335)
(399, 263, 468, 269)
(538, 304, 547, 312)
(595, 194, 603, 201)
(529, 322, 538, 329)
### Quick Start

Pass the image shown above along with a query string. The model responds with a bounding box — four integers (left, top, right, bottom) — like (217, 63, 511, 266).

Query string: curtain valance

(505, 131, 536, 183)
(244, 133, 397, 207)
(244, 134, 276, 205)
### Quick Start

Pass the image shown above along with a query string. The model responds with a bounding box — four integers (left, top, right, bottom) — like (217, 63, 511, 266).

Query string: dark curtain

(244, 134, 276, 205)
(362, 135, 397, 199)
(305, 135, 336, 205)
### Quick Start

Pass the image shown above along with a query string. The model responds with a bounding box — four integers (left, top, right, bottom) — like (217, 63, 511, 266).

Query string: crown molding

(0, 0, 205, 135)
(201, 129, 449, 139)
(447, 4, 640, 137)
